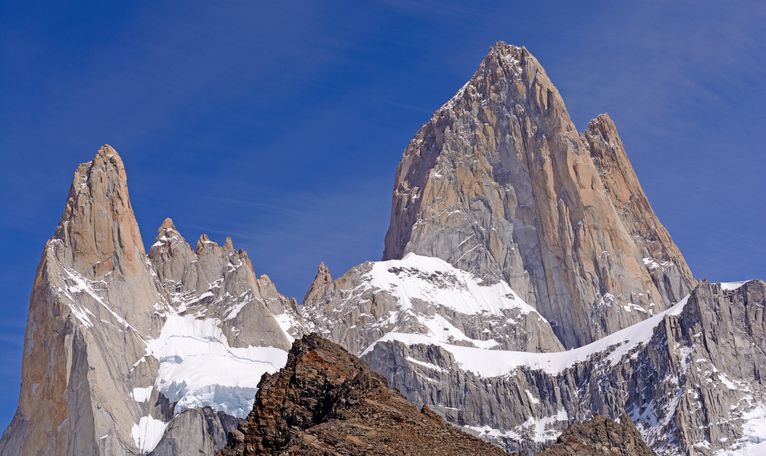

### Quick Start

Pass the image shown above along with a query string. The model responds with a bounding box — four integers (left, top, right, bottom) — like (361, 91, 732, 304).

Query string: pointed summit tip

(97, 144, 117, 155)
(223, 236, 234, 252)
(303, 261, 333, 304)
(586, 113, 618, 136)
(590, 112, 615, 125)
(480, 41, 534, 76)
(94, 144, 123, 164)
(488, 41, 527, 57)
(159, 217, 177, 231)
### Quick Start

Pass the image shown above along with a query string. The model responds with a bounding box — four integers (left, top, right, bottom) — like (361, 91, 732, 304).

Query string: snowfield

(364, 253, 539, 317)
(147, 313, 288, 418)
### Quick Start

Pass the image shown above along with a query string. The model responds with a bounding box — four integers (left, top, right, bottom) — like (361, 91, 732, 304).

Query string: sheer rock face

(0, 146, 300, 456)
(150, 408, 240, 456)
(382, 42, 695, 347)
(583, 115, 694, 304)
(301, 262, 333, 304)
(533, 416, 655, 456)
(0, 145, 164, 455)
(218, 334, 507, 456)
(359, 280, 766, 455)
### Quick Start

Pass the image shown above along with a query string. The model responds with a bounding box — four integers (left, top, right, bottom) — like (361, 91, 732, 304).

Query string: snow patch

(716, 403, 766, 455)
(130, 386, 153, 403)
(525, 389, 540, 405)
(416, 313, 499, 349)
(148, 313, 287, 418)
(719, 281, 751, 291)
(406, 357, 444, 372)
(521, 409, 568, 442)
(463, 424, 522, 441)
(273, 313, 296, 343)
(365, 253, 538, 317)
(131, 415, 167, 453)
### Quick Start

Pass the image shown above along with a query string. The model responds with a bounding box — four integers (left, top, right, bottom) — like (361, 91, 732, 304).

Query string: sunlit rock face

(383, 42, 695, 348)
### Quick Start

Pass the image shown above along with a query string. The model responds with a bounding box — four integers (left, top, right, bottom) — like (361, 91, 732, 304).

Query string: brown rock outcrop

(532, 416, 655, 456)
(219, 334, 507, 456)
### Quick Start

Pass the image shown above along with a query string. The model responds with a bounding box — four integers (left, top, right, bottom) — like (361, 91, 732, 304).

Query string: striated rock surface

(0, 145, 165, 455)
(150, 408, 239, 456)
(0, 146, 302, 455)
(356, 280, 766, 455)
(382, 42, 695, 347)
(533, 415, 655, 456)
(218, 334, 507, 456)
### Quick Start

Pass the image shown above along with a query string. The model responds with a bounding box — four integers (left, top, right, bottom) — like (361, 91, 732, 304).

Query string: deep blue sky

(1, 1, 764, 427)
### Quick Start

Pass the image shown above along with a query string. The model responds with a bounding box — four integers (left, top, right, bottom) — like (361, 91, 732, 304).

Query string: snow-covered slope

(362, 294, 688, 376)
(302, 253, 565, 356)
(146, 314, 288, 419)
(355, 279, 766, 455)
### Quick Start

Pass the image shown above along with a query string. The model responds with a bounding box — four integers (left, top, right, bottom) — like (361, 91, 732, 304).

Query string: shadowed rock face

(218, 334, 507, 456)
(383, 42, 695, 348)
(531, 416, 655, 456)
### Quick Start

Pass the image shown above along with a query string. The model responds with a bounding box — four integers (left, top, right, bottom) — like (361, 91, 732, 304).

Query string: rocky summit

(219, 334, 508, 456)
(383, 42, 694, 348)
(1, 42, 763, 456)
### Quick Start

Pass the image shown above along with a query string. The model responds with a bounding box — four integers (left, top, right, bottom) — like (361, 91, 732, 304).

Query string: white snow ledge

(362, 295, 690, 377)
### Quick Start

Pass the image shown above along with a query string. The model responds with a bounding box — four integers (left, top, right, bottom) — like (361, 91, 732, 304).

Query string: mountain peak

(383, 42, 694, 347)
(95, 143, 120, 158)
(54, 144, 145, 277)
(160, 217, 177, 231)
(489, 40, 524, 53)
(486, 41, 528, 61)
(302, 261, 333, 304)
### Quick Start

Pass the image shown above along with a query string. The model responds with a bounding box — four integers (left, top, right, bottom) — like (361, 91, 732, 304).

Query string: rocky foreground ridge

(0, 42, 763, 456)
(219, 334, 508, 456)
(534, 415, 655, 456)
(219, 334, 656, 456)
